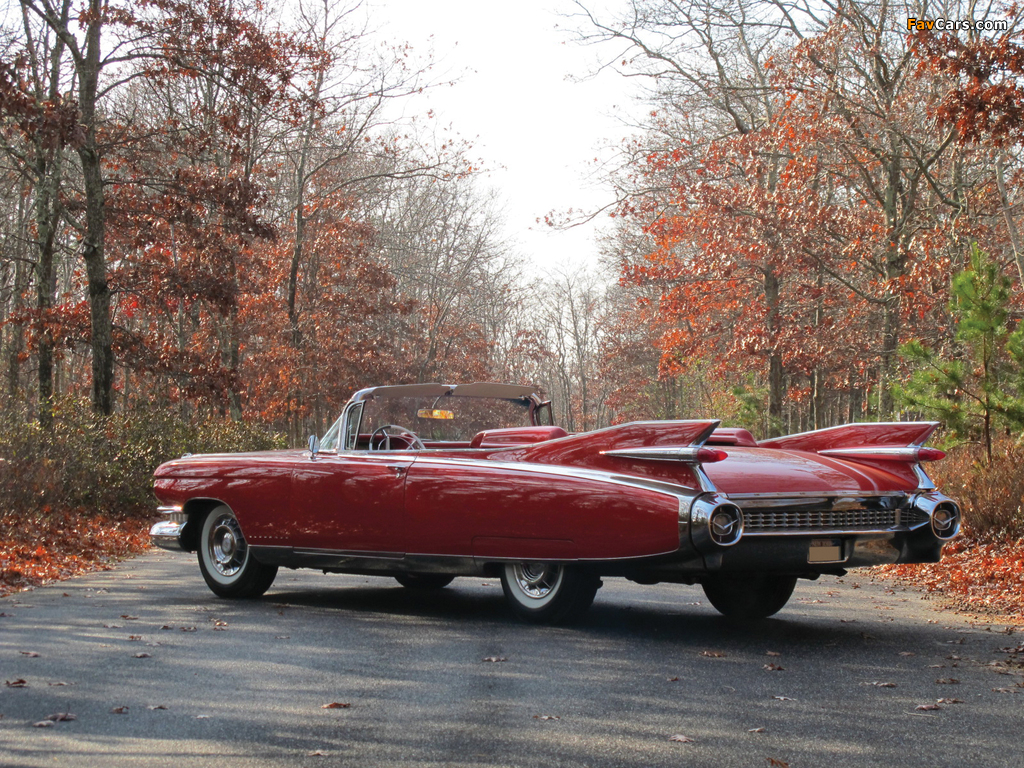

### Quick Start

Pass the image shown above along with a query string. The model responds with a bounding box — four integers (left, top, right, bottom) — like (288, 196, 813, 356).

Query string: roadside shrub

(0, 399, 285, 521)
(931, 440, 1024, 539)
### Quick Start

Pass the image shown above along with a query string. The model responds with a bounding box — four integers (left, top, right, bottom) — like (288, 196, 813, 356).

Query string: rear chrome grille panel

(726, 493, 921, 536)
(743, 508, 898, 532)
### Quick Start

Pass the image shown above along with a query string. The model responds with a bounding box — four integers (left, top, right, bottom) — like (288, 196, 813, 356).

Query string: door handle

(386, 465, 407, 478)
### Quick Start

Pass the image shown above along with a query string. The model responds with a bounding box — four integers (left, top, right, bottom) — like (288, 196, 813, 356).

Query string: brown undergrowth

(875, 534, 1024, 621)
(0, 509, 150, 596)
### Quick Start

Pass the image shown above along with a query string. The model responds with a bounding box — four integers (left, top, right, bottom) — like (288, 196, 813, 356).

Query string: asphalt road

(1, 550, 1022, 768)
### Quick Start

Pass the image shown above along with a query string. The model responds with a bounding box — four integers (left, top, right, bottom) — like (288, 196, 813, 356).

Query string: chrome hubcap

(513, 563, 561, 600)
(210, 516, 246, 577)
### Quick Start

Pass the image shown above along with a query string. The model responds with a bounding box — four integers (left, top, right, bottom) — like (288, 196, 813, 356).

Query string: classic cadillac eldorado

(151, 382, 961, 623)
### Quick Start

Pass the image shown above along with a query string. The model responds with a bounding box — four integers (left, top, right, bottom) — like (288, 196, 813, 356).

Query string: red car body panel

(403, 457, 681, 560)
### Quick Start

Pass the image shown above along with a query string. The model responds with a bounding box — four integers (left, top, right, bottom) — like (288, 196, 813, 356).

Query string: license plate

(808, 538, 844, 563)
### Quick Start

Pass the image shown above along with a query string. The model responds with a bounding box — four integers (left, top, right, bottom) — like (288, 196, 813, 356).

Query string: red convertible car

(151, 382, 961, 623)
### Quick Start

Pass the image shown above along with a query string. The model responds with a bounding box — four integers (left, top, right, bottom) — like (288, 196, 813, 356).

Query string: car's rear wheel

(500, 562, 600, 624)
(701, 573, 797, 621)
(394, 574, 455, 590)
(197, 506, 277, 598)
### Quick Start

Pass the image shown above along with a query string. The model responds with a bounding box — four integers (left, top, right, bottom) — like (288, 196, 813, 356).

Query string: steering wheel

(369, 425, 425, 451)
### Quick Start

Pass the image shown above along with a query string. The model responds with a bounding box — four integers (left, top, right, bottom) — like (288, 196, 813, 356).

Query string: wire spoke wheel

(197, 505, 278, 598)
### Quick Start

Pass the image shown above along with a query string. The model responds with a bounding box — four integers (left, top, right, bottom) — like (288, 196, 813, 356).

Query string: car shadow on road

(257, 576, 914, 653)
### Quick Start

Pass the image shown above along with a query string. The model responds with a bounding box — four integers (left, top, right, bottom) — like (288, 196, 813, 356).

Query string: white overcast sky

(368, 0, 636, 272)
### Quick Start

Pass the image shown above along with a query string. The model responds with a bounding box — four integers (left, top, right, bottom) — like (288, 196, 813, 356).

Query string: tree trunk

(34, 151, 63, 428)
(77, 1, 113, 415)
(763, 266, 785, 437)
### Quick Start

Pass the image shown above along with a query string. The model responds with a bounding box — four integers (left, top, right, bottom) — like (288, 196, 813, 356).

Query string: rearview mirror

(417, 408, 454, 420)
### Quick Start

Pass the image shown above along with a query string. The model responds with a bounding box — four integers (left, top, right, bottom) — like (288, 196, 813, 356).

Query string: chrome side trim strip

(603, 446, 705, 461)
(407, 455, 702, 501)
(292, 547, 404, 560)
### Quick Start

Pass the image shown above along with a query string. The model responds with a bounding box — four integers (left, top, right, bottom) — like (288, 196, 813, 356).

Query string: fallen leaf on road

(32, 720, 54, 728)
(128, 635, 142, 641)
(771, 696, 796, 701)
(749, 727, 766, 733)
(997, 645, 1024, 654)
(147, 705, 168, 710)
(160, 625, 173, 630)
(700, 650, 725, 658)
(937, 698, 963, 704)
(915, 704, 942, 711)
(120, 615, 138, 621)
(533, 715, 560, 720)
(667, 676, 680, 682)
(111, 706, 129, 714)
(767, 759, 790, 768)
(308, 750, 329, 756)
(992, 687, 1020, 693)
(766, 651, 780, 657)
(45, 712, 76, 722)
(133, 652, 151, 659)
(482, 656, 507, 663)
(321, 702, 351, 709)
(47, 681, 71, 687)
(19, 651, 39, 657)
(669, 734, 694, 742)
(935, 679, 960, 684)
(863, 681, 897, 688)
(899, 652, 916, 657)
(180, 627, 196, 632)
(763, 664, 784, 672)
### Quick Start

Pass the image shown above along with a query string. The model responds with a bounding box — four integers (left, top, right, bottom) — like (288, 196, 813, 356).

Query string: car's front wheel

(197, 506, 278, 598)
(701, 573, 797, 621)
(500, 562, 600, 624)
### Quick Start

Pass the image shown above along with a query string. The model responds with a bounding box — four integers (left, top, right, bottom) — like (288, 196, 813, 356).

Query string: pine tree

(897, 244, 1024, 462)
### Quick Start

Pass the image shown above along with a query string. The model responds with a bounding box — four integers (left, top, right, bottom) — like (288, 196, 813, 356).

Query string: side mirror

(308, 434, 320, 459)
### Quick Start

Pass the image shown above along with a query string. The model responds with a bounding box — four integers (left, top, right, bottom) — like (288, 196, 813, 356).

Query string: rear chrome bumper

(150, 506, 189, 552)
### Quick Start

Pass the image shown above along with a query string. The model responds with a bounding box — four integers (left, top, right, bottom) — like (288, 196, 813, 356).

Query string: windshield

(359, 395, 532, 443)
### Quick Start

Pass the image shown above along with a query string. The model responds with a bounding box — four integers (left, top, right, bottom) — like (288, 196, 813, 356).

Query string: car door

(289, 450, 414, 554)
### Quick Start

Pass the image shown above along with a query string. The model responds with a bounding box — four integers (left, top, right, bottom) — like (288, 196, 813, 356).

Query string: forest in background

(1, 0, 1024, 604)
